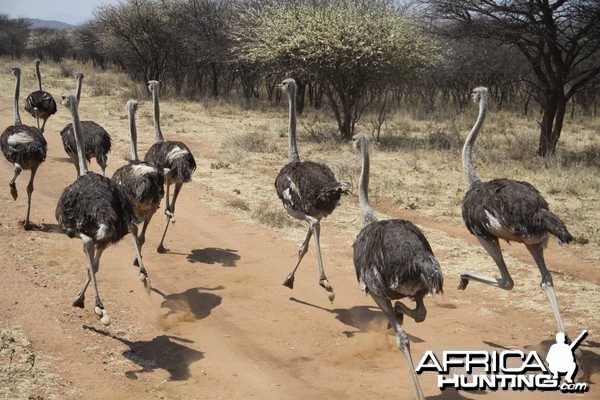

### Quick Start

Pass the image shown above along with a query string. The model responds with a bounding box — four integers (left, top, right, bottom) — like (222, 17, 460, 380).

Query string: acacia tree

(233, 0, 440, 139)
(425, 0, 600, 157)
(94, 0, 177, 84)
(0, 15, 30, 58)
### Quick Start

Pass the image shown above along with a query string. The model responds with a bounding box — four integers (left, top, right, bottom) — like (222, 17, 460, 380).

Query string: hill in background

(26, 18, 74, 30)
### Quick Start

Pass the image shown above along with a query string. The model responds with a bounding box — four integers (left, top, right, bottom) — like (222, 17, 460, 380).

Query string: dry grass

(1, 55, 598, 335)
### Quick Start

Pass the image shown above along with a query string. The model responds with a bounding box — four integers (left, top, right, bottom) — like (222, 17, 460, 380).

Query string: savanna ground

(0, 57, 598, 400)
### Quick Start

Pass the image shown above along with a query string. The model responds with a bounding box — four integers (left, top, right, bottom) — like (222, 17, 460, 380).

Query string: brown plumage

(351, 133, 441, 400)
(24, 59, 56, 133)
(1, 67, 47, 230)
(459, 86, 573, 334)
(143, 80, 196, 253)
(274, 78, 351, 302)
(60, 72, 112, 177)
(112, 99, 164, 266)
(56, 93, 150, 327)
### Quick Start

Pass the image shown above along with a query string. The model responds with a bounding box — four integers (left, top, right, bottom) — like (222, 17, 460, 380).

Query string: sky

(0, 0, 122, 25)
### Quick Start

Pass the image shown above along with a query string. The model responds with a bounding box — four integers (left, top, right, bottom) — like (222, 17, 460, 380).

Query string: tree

(425, 0, 600, 156)
(26, 28, 70, 62)
(233, 0, 440, 139)
(0, 15, 31, 58)
(94, 0, 177, 84)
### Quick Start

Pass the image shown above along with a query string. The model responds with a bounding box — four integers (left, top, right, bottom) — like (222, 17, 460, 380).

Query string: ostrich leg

(371, 294, 425, 400)
(23, 165, 38, 230)
(8, 163, 22, 200)
(130, 223, 151, 291)
(458, 236, 514, 290)
(282, 227, 312, 289)
(157, 181, 181, 253)
(526, 243, 566, 334)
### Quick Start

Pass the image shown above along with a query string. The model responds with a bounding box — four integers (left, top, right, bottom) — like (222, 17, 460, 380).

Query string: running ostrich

(56, 92, 150, 327)
(60, 72, 112, 177)
(274, 78, 351, 302)
(112, 99, 164, 266)
(143, 80, 196, 253)
(351, 133, 442, 400)
(459, 86, 573, 334)
(24, 59, 57, 133)
(1, 67, 47, 230)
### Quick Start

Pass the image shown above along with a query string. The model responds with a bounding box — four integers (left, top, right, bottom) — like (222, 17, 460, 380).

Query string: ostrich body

(274, 78, 351, 302)
(459, 86, 573, 334)
(55, 93, 150, 327)
(351, 133, 442, 400)
(143, 80, 196, 253)
(1, 67, 47, 230)
(112, 100, 164, 266)
(60, 72, 112, 177)
(24, 59, 57, 133)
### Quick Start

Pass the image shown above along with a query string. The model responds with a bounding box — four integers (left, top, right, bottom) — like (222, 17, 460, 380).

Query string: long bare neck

(35, 61, 42, 91)
(75, 74, 83, 103)
(358, 139, 377, 225)
(128, 105, 139, 161)
(68, 97, 89, 175)
(12, 71, 21, 126)
(151, 84, 165, 142)
(287, 86, 300, 163)
(462, 96, 487, 187)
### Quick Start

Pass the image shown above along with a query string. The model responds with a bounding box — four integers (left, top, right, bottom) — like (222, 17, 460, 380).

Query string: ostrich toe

(282, 275, 294, 289)
(9, 184, 18, 200)
(458, 275, 470, 290)
(320, 278, 335, 303)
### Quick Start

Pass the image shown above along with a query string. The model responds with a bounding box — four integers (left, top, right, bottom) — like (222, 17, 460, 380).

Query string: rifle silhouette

(569, 330, 588, 350)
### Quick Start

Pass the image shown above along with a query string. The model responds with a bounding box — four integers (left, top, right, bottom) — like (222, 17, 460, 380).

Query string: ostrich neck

(75, 75, 82, 103)
(129, 108, 139, 161)
(152, 88, 165, 142)
(13, 74, 21, 125)
(36, 63, 42, 91)
(359, 141, 377, 225)
(287, 89, 300, 163)
(69, 100, 89, 175)
(462, 98, 486, 187)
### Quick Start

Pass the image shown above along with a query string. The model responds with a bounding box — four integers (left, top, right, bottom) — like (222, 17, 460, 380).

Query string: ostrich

(143, 80, 196, 253)
(351, 133, 442, 400)
(1, 67, 47, 230)
(459, 86, 573, 334)
(56, 92, 150, 327)
(60, 72, 112, 177)
(112, 99, 164, 266)
(24, 59, 57, 133)
(274, 78, 351, 302)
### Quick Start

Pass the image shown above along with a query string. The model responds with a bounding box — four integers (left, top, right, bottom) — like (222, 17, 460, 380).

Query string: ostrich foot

(94, 306, 110, 326)
(282, 274, 294, 289)
(9, 184, 17, 200)
(319, 278, 335, 303)
(23, 222, 35, 231)
(72, 296, 85, 308)
(458, 275, 470, 290)
(157, 244, 169, 253)
(139, 271, 152, 292)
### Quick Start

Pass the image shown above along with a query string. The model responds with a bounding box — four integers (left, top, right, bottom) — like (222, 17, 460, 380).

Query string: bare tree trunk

(538, 88, 567, 157)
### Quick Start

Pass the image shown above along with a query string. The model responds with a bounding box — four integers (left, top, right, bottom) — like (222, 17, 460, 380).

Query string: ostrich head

(35, 58, 41, 66)
(148, 80, 160, 94)
(472, 86, 489, 103)
(60, 92, 77, 108)
(126, 99, 138, 113)
(278, 78, 296, 96)
(11, 66, 20, 78)
(75, 72, 84, 80)
(352, 132, 371, 153)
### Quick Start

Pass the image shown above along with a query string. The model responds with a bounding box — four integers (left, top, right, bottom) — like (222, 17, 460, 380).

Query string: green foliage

(235, 0, 439, 80)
